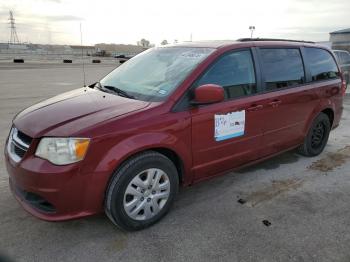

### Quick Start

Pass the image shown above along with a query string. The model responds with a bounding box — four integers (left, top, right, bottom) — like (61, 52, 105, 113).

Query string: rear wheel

(105, 151, 179, 231)
(298, 112, 331, 157)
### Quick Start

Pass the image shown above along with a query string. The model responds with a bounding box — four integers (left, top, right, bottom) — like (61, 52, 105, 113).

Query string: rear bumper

(5, 147, 108, 221)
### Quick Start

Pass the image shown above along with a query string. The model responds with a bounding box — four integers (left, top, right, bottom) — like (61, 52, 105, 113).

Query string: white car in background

(333, 50, 350, 89)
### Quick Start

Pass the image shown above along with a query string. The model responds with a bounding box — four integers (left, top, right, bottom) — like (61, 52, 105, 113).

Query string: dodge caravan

(5, 39, 346, 230)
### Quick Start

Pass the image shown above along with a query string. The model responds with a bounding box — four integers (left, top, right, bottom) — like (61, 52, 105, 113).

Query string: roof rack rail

(237, 38, 315, 44)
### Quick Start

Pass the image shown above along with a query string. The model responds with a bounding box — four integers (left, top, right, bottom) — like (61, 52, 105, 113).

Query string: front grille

(17, 130, 32, 145)
(14, 144, 26, 158)
(7, 127, 32, 162)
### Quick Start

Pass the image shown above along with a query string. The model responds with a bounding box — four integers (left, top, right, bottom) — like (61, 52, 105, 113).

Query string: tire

(105, 151, 179, 231)
(297, 112, 331, 157)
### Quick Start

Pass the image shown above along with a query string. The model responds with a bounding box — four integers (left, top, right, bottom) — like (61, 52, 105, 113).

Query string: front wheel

(298, 112, 331, 157)
(105, 151, 179, 231)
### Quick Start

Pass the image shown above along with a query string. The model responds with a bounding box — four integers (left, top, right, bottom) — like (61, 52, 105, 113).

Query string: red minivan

(4, 39, 346, 230)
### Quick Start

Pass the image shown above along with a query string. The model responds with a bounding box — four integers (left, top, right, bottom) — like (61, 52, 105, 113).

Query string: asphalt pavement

(0, 63, 350, 262)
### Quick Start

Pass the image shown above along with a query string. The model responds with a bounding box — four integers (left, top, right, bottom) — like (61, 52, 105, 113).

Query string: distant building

(330, 28, 350, 52)
(0, 42, 145, 57)
(70, 45, 96, 56)
(0, 43, 9, 49)
(0, 43, 96, 56)
(8, 44, 28, 50)
(95, 43, 146, 57)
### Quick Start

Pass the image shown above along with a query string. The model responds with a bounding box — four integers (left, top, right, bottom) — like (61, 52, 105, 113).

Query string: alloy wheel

(311, 122, 326, 149)
(123, 168, 170, 221)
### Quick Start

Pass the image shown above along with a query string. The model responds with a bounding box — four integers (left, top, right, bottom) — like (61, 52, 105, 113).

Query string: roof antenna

(80, 23, 86, 87)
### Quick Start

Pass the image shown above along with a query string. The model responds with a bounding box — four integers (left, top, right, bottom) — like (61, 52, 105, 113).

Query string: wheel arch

(304, 103, 336, 136)
(321, 108, 334, 127)
(108, 147, 186, 186)
(95, 132, 192, 189)
(151, 147, 185, 185)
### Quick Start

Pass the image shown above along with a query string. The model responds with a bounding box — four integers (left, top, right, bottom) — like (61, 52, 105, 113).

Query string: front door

(190, 49, 265, 180)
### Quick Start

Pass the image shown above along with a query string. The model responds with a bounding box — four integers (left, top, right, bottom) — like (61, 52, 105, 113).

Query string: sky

(0, 0, 349, 46)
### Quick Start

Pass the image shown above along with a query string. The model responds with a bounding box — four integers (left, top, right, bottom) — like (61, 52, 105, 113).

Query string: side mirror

(192, 84, 224, 105)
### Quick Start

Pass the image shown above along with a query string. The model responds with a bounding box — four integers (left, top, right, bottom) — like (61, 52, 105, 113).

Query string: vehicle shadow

(54, 150, 301, 231)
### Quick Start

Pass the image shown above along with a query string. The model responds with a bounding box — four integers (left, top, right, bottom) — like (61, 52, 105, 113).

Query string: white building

(330, 28, 350, 52)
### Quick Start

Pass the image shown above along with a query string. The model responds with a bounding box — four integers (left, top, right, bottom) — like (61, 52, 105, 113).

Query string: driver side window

(196, 50, 257, 100)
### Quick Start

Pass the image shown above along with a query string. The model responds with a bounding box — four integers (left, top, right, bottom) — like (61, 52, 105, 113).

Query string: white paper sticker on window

(214, 111, 245, 141)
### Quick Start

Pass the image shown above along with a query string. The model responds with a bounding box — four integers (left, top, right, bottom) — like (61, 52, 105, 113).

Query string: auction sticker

(214, 111, 245, 141)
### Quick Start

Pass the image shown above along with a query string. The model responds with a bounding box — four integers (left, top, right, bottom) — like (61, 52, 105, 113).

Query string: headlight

(35, 137, 90, 165)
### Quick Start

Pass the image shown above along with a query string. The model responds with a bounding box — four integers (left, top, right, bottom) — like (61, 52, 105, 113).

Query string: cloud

(1, 0, 350, 45)
(45, 15, 83, 22)
(37, 0, 62, 3)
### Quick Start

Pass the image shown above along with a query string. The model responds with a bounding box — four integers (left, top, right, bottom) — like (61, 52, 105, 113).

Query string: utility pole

(249, 26, 255, 39)
(80, 23, 86, 87)
(8, 10, 20, 44)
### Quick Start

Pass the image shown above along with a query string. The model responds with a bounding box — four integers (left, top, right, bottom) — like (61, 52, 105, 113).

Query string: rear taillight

(341, 73, 347, 96)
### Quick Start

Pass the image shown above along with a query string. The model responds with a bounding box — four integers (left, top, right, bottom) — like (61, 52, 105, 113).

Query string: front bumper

(5, 144, 107, 221)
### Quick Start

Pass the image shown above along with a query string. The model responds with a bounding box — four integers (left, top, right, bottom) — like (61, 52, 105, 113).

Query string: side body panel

(259, 84, 320, 156)
(190, 96, 265, 180)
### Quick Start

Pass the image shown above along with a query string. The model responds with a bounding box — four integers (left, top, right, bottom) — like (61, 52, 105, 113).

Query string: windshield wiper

(94, 82, 135, 99)
(104, 85, 135, 99)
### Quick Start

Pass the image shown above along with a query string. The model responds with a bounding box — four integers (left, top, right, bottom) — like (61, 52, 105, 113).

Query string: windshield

(99, 47, 214, 101)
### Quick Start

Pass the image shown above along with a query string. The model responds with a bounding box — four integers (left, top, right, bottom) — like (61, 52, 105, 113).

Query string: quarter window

(260, 48, 305, 91)
(304, 48, 339, 81)
(196, 50, 257, 100)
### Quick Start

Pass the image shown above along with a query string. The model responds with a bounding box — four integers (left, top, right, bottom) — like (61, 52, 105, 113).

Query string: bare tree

(137, 38, 150, 48)
(161, 40, 169, 45)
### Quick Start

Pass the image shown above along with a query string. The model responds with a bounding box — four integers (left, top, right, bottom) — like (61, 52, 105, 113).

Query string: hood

(13, 87, 150, 137)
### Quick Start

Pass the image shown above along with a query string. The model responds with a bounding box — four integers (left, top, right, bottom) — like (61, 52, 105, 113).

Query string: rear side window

(196, 50, 257, 100)
(260, 48, 305, 91)
(304, 48, 339, 81)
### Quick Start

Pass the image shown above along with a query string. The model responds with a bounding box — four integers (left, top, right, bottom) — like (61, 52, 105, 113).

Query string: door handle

(268, 99, 282, 107)
(247, 104, 263, 112)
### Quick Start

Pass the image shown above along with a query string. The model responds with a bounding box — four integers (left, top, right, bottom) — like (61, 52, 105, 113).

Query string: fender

(303, 98, 335, 136)
(95, 132, 193, 184)
(79, 132, 193, 213)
